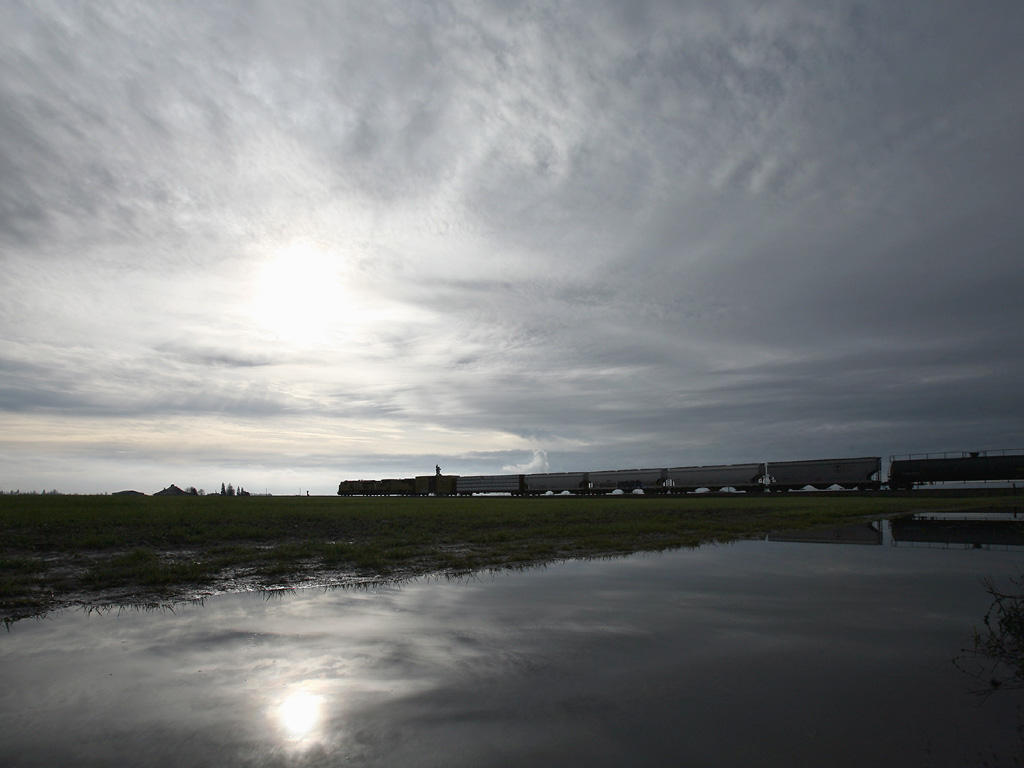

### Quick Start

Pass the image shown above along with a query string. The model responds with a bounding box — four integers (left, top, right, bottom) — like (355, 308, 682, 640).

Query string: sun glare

(278, 691, 324, 741)
(252, 242, 355, 344)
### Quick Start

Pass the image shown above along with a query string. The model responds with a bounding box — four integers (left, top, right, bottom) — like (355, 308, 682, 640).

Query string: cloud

(1, 1, 1022, 492)
(502, 449, 551, 474)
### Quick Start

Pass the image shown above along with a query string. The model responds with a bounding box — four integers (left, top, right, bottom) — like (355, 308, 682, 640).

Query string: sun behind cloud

(250, 241, 356, 345)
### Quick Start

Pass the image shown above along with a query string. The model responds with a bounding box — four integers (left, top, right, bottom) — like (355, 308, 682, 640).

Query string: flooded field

(3, 516, 1024, 766)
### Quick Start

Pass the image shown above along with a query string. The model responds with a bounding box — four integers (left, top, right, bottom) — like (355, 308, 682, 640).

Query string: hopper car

(524, 471, 590, 493)
(663, 462, 767, 493)
(766, 457, 882, 492)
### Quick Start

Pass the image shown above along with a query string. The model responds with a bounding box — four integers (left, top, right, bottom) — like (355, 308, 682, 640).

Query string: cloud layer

(2, 1, 1023, 493)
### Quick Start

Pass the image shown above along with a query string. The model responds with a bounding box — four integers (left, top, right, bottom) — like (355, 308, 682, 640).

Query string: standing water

(2, 517, 1023, 766)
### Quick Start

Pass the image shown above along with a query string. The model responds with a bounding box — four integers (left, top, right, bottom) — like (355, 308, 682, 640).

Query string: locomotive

(338, 449, 1024, 496)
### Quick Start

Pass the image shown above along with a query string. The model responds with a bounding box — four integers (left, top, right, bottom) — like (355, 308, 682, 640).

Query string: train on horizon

(338, 448, 1024, 496)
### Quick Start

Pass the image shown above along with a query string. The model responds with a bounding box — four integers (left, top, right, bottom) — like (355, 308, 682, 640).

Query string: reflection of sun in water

(252, 242, 355, 344)
(278, 691, 324, 741)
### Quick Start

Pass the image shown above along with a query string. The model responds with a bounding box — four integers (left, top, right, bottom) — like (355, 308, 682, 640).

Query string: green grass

(1, 491, 1018, 617)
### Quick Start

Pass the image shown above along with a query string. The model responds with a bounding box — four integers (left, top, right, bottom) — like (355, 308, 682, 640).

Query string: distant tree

(221, 482, 226, 496)
(227, 483, 235, 496)
(198, 488, 205, 496)
(186, 486, 198, 495)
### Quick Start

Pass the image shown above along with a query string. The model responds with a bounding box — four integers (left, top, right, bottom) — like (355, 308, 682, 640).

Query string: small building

(154, 484, 188, 496)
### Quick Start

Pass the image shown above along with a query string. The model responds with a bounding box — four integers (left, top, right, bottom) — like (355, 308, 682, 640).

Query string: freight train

(337, 449, 1024, 496)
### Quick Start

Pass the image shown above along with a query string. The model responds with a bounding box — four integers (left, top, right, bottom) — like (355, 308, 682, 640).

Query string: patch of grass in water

(84, 549, 215, 589)
(0, 556, 50, 602)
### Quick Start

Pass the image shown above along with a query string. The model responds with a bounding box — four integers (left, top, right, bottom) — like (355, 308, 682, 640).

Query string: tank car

(888, 450, 1024, 490)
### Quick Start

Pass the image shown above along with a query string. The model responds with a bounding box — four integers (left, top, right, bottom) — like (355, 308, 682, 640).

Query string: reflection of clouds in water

(6, 546, 1024, 765)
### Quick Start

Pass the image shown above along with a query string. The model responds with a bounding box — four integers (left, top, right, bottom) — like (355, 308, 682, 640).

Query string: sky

(1, 1, 1022, 495)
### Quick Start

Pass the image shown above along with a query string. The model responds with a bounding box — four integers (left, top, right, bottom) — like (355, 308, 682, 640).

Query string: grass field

(1, 492, 1018, 619)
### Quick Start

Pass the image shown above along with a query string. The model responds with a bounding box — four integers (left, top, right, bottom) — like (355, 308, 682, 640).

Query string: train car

(587, 468, 666, 493)
(380, 478, 416, 495)
(337, 479, 384, 495)
(338, 479, 366, 495)
(338, 478, 416, 495)
(766, 457, 881, 491)
(414, 475, 458, 495)
(457, 474, 525, 495)
(888, 450, 1024, 490)
(523, 472, 589, 494)
(663, 463, 766, 493)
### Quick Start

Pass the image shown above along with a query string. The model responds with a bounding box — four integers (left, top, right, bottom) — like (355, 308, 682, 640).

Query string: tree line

(218, 483, 250, 496)
(1, 486, 259, 496)
(178, 484, 252, 496)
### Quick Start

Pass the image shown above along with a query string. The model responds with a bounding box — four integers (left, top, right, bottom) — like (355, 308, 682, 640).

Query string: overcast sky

(2, 1, 1022, 494)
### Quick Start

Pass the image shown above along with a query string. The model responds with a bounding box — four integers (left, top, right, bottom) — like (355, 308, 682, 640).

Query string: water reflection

(3, 522, 1024, 766)
(891, 512, 1024, 549)
(767, 520, 883, 545)
(277, 690, 325, 742)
